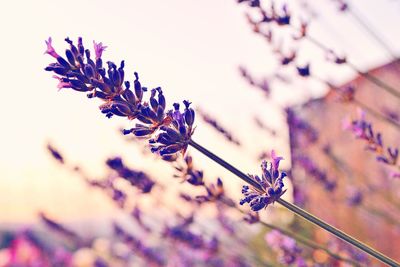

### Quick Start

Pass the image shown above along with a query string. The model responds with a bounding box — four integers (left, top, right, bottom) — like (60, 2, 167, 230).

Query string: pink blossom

(44, 37, 59, 58)
(93, 41, 107, 59)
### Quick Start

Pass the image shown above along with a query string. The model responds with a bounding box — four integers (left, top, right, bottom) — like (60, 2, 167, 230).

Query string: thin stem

(313, 75, 400, 131)
(227, 202, 361, 266)
(353, 99, 400, 130)
(276, 199, 399, 267)
(304, 33, 400, 100)
(346, 6, 398, 60)
(188, 139, 400, 267)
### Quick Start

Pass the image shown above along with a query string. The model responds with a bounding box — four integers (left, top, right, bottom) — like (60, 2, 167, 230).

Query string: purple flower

(238, 0, 260, 8)
(346, 187, 363, 206)
(147, 101, 195, 157)
(39, 212, 80, 242)
(243, 212, 260, 224)
(240, 151, 287, 211)
(239, 66, 271, 96)
(296, 64, 310, 77)
(163, 223, 218, 252)
(131, 206, 151, 232)
(45, 37, 196, 158)
(174, 155, 204, 186)
(44, 37, 59, 58)
(344, 109, 399, 166)
(46, 144, 64, 164)
(275, 5, 291, 25)
(294, 155, 337, 191)
(106, 157, 155, 193)
(196, 178, 234, 206)
(93, 41, 107, 59)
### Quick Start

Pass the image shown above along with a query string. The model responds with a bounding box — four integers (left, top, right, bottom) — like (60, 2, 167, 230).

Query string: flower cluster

(344, 110, 399, 166)
(45, 37, 195, 158)
(106, 157, 155, 193)
(240, 151, 287, 211)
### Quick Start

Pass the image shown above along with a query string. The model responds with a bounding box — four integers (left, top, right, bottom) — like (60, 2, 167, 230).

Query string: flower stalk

(189, 139, 400, 267)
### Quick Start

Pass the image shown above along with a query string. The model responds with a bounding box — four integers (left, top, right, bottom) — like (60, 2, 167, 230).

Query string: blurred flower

(196, 178, 235, 207)
(39, 212, 81, 243)
(296, 64, 310, 77)
(47, 144, 65, 164)
(163, 224, 218, 253)
(239, 66, 271, 96)
(240, 151, 287, 211)
(174, 155, 205, 186)
(131, 206, 152, 232)
(346, 186, 363, 206)
(294, 155, 337, 191)
(344, 109, 399, 167)
(265, 230, 306, 266)
(198, 109, 241, 146)
(106, 157, 155, 193)
(113, 223, 165, 266)
(243, 212, 260, 224)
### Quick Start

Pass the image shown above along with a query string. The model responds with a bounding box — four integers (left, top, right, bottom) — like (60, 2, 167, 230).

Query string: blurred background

(0, 0, 399, 266)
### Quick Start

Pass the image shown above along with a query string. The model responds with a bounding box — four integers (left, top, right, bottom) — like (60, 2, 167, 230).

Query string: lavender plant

(44, 37, 400, 266)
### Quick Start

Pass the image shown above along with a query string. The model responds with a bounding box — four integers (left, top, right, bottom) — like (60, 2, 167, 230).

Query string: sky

(0, 0, 399, 224)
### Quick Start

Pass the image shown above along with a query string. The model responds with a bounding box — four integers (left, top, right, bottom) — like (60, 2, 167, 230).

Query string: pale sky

(0, 0, 399, 223)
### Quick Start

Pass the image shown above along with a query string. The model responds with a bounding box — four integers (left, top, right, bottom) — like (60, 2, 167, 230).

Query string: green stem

(189, 139, 400, 267)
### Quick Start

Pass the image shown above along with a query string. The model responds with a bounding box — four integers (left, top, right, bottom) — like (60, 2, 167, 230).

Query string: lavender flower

(46, 144, 64, 164)
(39, 212, 80, 242)
(45, 37, 195, 158)
(243, 212, 260, 224)
(346, 186, 363, 206)
(163, 224, 218, 252)
(131, 206, 151, 232)
(344, 109, 399, 166)
(239, 66, 271, 96)
(196, 178, 235, 207)
(106, 157, 155, 193)
(240, 151, 287, 211)
(294, 155, 337, 191)
(237, 0, 260, 8)
(174, 155, 204, 186)
(296, 64, 310, 77)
